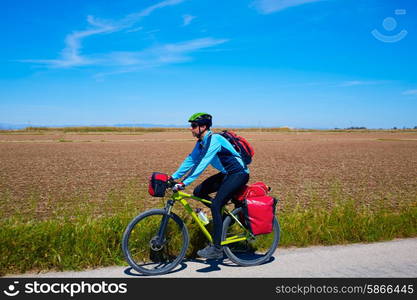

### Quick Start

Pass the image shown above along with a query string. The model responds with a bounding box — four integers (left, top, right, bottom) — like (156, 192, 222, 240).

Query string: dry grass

(0, 130, 416, 219)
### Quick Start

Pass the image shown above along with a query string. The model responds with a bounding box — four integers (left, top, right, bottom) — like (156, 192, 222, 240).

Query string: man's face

(190, 122, 206, 138)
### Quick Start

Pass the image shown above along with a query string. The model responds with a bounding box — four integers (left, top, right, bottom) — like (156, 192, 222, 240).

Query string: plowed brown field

(1, 130, 416, 218)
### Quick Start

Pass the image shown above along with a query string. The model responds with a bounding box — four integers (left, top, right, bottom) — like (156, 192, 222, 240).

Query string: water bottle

(196, 208, 209, 225)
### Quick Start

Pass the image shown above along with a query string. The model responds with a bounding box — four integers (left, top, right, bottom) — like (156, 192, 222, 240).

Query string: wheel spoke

(122, 210, 189, 275)
(222, 207, 280, 266)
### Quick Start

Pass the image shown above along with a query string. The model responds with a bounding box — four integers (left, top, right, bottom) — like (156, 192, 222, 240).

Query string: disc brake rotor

(150, 236, 165, 251)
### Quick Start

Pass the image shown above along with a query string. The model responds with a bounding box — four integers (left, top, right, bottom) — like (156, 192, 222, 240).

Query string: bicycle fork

(151, 200, 174, 251)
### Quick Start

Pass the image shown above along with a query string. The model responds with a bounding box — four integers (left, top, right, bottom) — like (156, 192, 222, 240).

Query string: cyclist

(170, 112, 249, 259)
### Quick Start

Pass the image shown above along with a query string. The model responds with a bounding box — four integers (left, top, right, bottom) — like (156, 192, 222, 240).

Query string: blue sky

(1, 0, 416, 128)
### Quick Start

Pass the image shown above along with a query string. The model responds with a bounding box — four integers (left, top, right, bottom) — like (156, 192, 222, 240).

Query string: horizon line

(1, 122, 416, 131)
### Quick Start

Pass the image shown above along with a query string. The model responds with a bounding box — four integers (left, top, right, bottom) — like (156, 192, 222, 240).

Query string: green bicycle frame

(171, 190, 254, 245)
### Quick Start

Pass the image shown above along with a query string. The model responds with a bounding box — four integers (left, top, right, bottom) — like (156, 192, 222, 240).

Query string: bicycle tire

(222, 207, 280, 266)
(122, 209, 189, 276)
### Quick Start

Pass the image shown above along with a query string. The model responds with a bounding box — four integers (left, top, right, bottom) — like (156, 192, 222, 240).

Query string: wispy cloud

(101, 38, 228, 66)
(251, 0, 325, 14)
(182, 14, 196, 26)
(126, 26, 143, 33)
(21, 15, 117, 68)
(20, 0, 187, 68)
(93, 37, 228, 79)
(126, 0, 184, 19)
(339, 80, 388, 87)
(402, 89, 417, 96)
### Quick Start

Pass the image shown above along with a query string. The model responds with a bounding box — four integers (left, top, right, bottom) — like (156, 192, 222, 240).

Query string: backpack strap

(215, 131, 248, 167)
(183, 133, 213, 182)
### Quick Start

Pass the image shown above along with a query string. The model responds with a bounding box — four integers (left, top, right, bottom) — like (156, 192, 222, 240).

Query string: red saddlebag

(233, 182, 277, 235)
(243, 195, 277, 235)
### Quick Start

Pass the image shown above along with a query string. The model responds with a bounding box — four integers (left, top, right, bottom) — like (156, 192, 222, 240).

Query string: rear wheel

(222, 207, 280, 266)
(122, 209, 189, 275)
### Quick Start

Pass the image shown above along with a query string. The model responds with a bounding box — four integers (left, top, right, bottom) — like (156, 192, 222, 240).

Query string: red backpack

(233, 182, 277, 236)
(217, 130, 254, 165)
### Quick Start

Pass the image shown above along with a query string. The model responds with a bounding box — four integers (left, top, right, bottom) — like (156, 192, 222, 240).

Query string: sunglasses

(190, 123, 199, 129)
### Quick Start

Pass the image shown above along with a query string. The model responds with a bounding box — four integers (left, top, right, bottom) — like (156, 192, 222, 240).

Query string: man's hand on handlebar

(172, 182, 185, 192)
(167, 176, 185, 192)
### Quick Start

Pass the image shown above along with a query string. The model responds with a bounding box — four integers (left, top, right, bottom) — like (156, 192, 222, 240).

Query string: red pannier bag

(148, 172, 169, 197)
(233, 182, 277, 236)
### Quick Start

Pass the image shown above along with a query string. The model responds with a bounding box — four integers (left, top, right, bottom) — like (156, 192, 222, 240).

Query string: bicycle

(122, 181, 280, 276)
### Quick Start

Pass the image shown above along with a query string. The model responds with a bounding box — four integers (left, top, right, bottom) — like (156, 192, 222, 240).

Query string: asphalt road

(8, 238, 417, 278)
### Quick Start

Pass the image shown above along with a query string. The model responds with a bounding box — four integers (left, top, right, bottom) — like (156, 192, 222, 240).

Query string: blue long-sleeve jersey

(171, 130, 249, 186)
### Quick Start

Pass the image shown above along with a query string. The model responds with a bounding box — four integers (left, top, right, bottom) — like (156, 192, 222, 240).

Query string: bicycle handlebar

(167, 179, 179, 190)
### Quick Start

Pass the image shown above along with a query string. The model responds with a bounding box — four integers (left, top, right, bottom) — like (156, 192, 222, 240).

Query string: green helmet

(188, 112, 212, 128)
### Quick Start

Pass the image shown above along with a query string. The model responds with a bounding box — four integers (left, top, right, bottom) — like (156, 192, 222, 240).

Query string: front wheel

(122, 209, 189, 275)
(222, 207, 280, 266)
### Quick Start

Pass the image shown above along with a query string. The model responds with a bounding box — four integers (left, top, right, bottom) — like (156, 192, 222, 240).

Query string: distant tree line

(391, 126, 417, 130)
(332, 126, 417, 130)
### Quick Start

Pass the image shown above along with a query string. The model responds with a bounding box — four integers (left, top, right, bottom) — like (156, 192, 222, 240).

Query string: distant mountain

(0, 122, 286, 129)
(114, 123, 184, 128)
(3, 122, 375, 130)
(0, 123, 31, 130)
